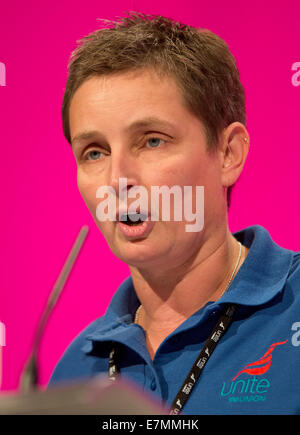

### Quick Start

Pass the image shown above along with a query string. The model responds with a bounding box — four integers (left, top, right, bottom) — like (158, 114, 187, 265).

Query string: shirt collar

(84, 224, 294, 347)
(221, 224, 294, 305)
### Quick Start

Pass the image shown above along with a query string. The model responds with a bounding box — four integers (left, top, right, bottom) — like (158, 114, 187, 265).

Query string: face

(69, 69, 226, 272)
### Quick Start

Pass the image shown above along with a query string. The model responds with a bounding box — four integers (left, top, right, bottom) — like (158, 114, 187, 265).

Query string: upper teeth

(120, 213, 147, 222)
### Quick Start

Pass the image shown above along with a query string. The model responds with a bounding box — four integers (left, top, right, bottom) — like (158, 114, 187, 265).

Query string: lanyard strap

(108, 303, 238, 415)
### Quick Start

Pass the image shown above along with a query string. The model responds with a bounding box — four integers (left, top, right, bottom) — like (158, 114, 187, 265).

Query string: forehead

(70, 68, 187, 111)
(69, 68, 206, 145)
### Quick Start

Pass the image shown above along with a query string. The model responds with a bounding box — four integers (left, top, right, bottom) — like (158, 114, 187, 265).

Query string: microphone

(19, 225, 89, 393)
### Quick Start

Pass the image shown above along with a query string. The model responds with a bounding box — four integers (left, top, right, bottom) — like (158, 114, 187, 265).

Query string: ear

(220, 122, 250, 188)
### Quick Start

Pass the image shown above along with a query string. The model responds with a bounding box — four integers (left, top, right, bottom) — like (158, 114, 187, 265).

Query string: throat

(144, 328, 175, 360)
(136, 307, 186, 360)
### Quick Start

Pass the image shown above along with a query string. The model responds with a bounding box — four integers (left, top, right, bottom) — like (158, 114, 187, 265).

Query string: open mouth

(119, 213, 148, 226)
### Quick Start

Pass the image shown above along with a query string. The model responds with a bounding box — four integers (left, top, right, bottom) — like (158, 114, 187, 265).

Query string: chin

(111, 239, 166, 268)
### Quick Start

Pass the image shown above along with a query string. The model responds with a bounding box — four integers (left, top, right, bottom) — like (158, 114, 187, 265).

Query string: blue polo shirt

(49, 225, 300, 415)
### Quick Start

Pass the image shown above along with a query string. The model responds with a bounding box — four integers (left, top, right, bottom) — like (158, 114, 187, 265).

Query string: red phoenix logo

(232, 340, 288, 381)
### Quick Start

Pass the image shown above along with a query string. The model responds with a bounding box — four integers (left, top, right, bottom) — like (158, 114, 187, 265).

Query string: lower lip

(117, 217, 155, 239)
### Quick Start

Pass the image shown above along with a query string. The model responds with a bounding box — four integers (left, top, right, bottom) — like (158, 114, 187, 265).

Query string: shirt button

(150, 379, 157, 390)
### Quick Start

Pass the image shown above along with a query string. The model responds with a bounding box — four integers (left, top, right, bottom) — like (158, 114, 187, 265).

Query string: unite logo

(220, 340, 288, 404)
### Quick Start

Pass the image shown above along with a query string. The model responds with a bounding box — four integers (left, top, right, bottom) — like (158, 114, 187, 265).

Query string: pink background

(0, 0, 299, 393)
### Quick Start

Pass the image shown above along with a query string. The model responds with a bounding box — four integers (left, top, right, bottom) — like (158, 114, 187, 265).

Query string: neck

(130, 228, 248, 334)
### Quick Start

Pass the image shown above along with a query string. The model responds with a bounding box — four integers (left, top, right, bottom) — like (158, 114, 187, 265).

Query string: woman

(49, 12, 300, 415)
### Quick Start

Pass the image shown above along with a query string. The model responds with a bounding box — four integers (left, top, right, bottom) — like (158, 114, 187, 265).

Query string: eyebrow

(71, 117, 177, 147)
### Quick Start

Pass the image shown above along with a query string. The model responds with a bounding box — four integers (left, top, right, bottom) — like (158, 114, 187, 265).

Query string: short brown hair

(62, 11, 246, 208)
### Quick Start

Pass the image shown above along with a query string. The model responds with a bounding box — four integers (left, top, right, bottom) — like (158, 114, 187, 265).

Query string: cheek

(77, 172, 117, 239)
(166, 156, 222, 226)
(77, 172, 100, 215)
(186, 153, 222, 193)
(157, 152, 209, 188)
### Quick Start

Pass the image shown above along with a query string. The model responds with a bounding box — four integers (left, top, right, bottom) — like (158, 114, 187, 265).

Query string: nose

(108, 148, 139, 198)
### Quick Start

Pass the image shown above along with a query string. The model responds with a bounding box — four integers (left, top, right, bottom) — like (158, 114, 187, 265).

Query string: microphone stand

(19, 225, 89, 393)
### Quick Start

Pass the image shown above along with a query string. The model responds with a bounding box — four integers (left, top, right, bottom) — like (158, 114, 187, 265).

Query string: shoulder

(288, 251, 300, 278)
(282, 251, 300, 309)
(48, 316, 106, 387)
(284, 251, 300, 295)
(47, 275, 137, 387)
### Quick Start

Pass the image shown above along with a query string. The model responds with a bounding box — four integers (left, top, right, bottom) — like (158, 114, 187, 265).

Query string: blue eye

(146, 137, 165, 148)
(86, 150, 103, 160)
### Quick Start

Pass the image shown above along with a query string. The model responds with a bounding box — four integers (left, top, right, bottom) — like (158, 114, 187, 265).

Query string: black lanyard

(108, 303, 238, 415)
